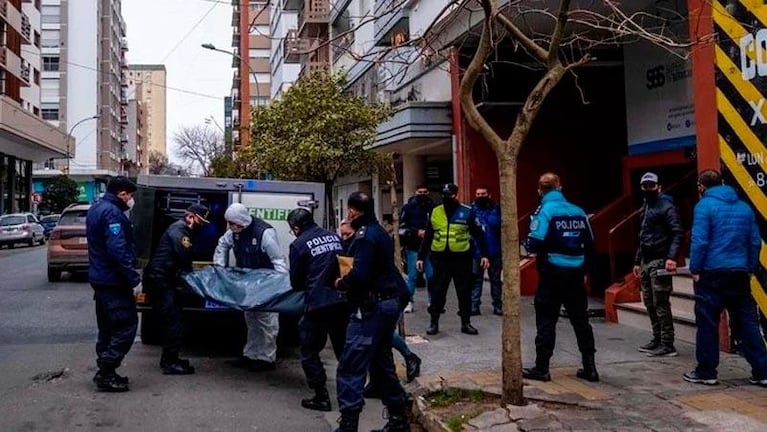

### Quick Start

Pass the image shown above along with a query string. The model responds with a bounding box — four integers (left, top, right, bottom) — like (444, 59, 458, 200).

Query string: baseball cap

(186, 204, 210, 224)
(640, 172, 659, 185)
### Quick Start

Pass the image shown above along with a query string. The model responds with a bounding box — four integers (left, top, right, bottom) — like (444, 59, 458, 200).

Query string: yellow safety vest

(430, 204, 471, 253)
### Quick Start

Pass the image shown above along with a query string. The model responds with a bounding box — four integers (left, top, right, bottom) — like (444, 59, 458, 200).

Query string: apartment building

(20, 0, 40, 116)
(0, 0, 70, 213)
(128, 64, 166, 157)
(126, 79, 146, 175)
(270, 0, 300, 99)
(230, 0, 272, 149)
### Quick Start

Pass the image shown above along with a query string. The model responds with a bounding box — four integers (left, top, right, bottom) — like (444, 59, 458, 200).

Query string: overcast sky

(122, 0, 232, 164)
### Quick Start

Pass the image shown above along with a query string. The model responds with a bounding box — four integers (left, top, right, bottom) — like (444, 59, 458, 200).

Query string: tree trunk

(498, 155, 524, 406)
(325, 181, 336, 229)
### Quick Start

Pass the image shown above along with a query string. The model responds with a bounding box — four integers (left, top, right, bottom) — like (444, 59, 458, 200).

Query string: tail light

(21, 224, 29, 230)
(50, 231, 61, 240)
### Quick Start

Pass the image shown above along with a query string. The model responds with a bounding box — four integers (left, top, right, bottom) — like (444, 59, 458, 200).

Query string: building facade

(230, 0, 272, 150)
(270, 0, 300, 99)
(128, 64, 166, 157)
(0, 0, 70, 213)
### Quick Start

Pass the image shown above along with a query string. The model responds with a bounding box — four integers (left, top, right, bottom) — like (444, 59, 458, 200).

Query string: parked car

(47, 204, 90, 282)
(39, 214, 60, 239)
(0, 213, 46, 248)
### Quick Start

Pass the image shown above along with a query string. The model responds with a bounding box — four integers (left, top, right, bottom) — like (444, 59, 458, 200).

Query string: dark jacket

(86, 193, 140, 289)
(418, 200, 488, 260)
(472, 200, 502, 258)
(690, 185, 761, 274)
(399, 195, 433, 251)
(143, 220, 195, 285)
(635, 193, 683, 264)
(337, 214, 409, 306)
(289, 223, 346, 312)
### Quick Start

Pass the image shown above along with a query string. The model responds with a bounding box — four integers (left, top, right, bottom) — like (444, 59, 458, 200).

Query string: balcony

(232, 29, 241, 48)
(0, 95, 71, 160)
(0, 0, 23, 37)
(284, 29, 307, 63)
(373, 0, 409, 47)
(298, 0, 329, 36)
(232, 70, 241, 89)
(0, 47, 25, 83)
(232, 7, 240, 27)
(299, 61, 329, 79)
(21, 13, 31, 44)
(20, 61, 30, 85)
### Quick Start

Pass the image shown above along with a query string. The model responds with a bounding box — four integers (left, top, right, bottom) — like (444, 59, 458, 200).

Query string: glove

(132, 283, 143, 297)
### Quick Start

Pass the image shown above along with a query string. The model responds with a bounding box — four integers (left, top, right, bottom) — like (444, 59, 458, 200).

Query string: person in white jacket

(214, 203, 288, 371)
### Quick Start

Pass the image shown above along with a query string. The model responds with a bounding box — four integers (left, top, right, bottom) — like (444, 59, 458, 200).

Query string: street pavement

(400, 282, 767, 431)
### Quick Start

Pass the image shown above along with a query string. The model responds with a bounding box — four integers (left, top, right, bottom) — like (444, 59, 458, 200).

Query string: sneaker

(646, 345, 678, 357)
(404, 302, 414, 313)
(749, 377, 767, 387)
(683, 371, 718, 386)
(637, 340, 660, 353)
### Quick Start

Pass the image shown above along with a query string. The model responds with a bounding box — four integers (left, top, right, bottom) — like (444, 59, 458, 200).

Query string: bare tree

(148, 150, 169, 175)
(173, 125, 225, 177)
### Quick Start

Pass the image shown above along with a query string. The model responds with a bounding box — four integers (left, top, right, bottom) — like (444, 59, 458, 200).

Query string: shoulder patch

(181, 236, 192, 248)
(355, 227, 367, 239)
(109, 223, 121, 235)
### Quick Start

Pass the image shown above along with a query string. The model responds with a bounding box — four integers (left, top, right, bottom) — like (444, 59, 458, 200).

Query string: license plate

(78, 237, 87, 244)
(204, 299, 229, 310)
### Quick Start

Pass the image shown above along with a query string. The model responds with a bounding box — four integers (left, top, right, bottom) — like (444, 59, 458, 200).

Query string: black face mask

(415, 195, 431, 204)
(641, 190, 659, 201)
(476, 197, 492, 208)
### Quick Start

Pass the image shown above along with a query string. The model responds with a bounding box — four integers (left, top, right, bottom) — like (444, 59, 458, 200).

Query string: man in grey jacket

(214, 203, 288, 371)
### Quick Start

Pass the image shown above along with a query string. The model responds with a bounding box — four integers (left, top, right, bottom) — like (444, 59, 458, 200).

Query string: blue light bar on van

(244, 180, 258, 191)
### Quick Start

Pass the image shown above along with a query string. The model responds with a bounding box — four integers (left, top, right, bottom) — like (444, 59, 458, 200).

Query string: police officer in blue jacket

(522, 173, 598, 383)
(287, 208, 350, 412)
(333, 192, 411, 432)
(86, 176, 141, 392)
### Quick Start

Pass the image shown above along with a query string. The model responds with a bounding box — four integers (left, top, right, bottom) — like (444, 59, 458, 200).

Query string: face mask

(641, 190, 658, 201)
(415, 194, 430, 203)
(126, 198, 135, 210)
(476, 197, 491, 207)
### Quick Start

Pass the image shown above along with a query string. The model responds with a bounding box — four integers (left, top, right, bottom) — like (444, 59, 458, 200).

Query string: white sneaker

(404, 302, 414, 313)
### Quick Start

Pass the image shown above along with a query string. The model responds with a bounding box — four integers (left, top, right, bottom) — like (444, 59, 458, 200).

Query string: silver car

(0, 213, 46, 248)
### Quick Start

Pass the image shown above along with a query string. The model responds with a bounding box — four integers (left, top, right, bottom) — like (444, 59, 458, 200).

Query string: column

(401, 154, 425, 198)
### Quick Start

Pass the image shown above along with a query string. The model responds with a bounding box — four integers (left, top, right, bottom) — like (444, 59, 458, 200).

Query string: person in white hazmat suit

(214, 203, 288, 371)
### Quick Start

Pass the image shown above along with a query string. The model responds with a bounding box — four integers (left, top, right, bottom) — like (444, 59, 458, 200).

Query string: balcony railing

(298, 0, 329, 33)
(20, 61, 30, 84)
(21, 13, 31, 43)
(284, 29, 307, 63)
(300, 61, 329, 79)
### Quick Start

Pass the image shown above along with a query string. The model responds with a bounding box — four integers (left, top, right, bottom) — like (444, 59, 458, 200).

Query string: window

(33, 106, 39, 116)
(249, 73, 271, 84)
(27, 215, 36, 223)
(33, 68, 40, 85)
(41, 30, 59, 48)
(34, 31, 40, 48)
(249, 48, 270, 58)
(41, 102, 59, 120)
(42, 56, 59, 71)
(41, 5, 60, 24)
(41, 79, 59, 98)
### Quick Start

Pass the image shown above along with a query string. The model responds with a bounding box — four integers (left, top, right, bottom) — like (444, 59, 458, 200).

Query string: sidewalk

(395, 284, 767, 431)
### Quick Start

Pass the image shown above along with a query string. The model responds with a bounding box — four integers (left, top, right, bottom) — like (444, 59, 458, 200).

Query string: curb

(411, 394, 452, 432)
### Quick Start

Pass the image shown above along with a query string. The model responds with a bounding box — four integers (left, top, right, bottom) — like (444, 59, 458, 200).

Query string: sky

(122, 0, 232, 164)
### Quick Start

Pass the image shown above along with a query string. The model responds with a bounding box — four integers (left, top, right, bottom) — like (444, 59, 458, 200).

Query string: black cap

(347, 191, 374, 214)
(186, 204, 210, 224)
(441, 183, 458, 196)
(287, 208, 314, 230)
(106, 176, 137, 194)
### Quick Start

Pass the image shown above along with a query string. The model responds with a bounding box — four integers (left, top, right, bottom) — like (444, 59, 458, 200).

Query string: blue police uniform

(335, 213, 410, 418)
(524, 189, 596, 376)
(86, 192, 141, 375)
(289, 223, 349, 393)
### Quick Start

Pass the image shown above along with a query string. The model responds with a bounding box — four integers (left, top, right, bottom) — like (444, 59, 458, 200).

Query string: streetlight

(67, 115, 100, 173)
(201, 43, 261, 105)
(205, 115, 225, 134)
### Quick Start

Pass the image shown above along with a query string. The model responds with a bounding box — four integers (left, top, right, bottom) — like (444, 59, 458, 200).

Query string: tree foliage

(242, 71, 391, 184)
(42, 175, 79, 213)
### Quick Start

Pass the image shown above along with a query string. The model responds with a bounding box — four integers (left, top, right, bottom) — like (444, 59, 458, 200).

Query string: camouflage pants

(640, 259, 675, 346)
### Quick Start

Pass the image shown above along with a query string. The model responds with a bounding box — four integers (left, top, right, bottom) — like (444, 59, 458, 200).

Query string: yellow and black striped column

(713, 0, 767, 318)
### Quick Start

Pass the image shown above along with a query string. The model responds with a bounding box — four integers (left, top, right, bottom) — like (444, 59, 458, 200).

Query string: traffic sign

(31, 193, 41, 204)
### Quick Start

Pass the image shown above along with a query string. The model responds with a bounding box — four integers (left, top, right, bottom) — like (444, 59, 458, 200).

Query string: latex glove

(416, 260, 424, 272)
(132, 283, 143, 297)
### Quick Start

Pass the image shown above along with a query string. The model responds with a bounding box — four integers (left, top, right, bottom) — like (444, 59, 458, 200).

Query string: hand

(692, 274, 700, 283)
(132, 283, 143, 297)
(417, 229, 426, 239)
(665, 259, 677, 272)
(632, 265, 641, 277)
(480, 257, 490, 270)
(416, 260, 424, 272)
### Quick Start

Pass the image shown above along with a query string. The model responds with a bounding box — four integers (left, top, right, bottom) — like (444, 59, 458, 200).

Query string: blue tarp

(181, 266, 305, 314)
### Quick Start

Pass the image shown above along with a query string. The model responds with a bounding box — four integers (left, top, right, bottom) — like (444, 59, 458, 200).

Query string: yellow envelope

(337, 256, 354, 277)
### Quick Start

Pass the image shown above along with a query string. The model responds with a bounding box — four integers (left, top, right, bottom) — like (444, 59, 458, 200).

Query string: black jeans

(694, 272, 767, 380)
(534, 267, 595, 364)
(93, 287, 138, 371)
(146, 278, 185, 359)
(428, 252, 473, 322)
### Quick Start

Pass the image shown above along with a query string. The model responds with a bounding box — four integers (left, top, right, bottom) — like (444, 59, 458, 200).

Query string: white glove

(132, 283, 143, 297)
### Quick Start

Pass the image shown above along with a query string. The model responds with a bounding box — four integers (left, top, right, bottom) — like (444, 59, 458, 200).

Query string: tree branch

(494, 10, 548, 62)
(547, 0, 572, 67)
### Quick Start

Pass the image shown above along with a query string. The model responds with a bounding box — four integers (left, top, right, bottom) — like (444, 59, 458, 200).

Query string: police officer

(333, 192, 411, 432)
(522, 173, 598, 383)
(214, 203, 288, 371)
(287, 208, 349, 412)
(86, 176, 141, 392)
(417, 183, 489, 336)
(143, 204, 210, 375)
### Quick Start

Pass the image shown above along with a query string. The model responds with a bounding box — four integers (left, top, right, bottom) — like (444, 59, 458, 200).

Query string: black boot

(576, 354, 599, 382)
(161, 354, 195, 375)
(522, 357, 551, 382)
(460, 322, 479, 335)
(334, 411, 360, 432)
(404, 352, 422, 383)
(426, 316, 439, 335)
(372, 406, 410, 432)
(94, 369, 129, 392)
(301, 387, 332, 412)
